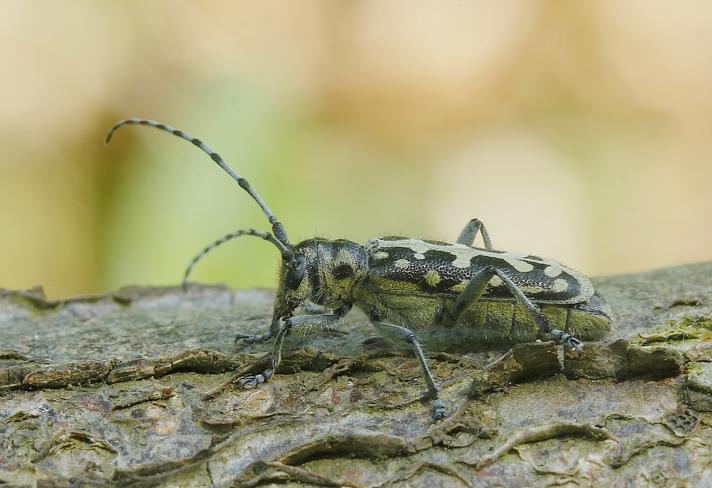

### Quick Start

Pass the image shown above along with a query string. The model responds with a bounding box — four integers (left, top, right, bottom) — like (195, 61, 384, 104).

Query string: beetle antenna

(106, 119, 291, 247)
(182, 228, 293, 291)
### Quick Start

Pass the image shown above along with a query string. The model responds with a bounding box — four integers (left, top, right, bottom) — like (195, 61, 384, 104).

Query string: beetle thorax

(291, 238, 368, 307)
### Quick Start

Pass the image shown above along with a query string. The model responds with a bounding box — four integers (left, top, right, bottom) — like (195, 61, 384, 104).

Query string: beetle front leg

(237, 301, 336, 345)
(370, 320, 446, 421)
(456, 218, 493, 250)
(444, 267, 583, 354)
(234, 314, 282, 344)
(237, 305, 351, 388)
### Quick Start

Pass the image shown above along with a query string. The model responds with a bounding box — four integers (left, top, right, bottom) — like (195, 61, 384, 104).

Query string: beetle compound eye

(286, 255, 306, 289)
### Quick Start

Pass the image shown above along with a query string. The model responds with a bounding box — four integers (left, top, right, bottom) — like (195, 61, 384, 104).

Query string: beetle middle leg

(369, 319, 446, 421)
(303, 300, 327, 314)
(456, 218, 493, 250)
(443, 267, 583, 354)
(237, 305, 351, 388)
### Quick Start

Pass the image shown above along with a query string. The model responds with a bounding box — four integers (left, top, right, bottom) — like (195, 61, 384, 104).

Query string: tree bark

(1, 263, 710, 487)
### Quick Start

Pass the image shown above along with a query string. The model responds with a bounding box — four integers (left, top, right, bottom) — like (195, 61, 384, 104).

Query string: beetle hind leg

(456, 218, 493, 250)
(549, 329, 583, 354)
(444, 266, 584, 355)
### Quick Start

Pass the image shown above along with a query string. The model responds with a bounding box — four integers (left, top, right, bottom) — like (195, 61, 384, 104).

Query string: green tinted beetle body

(107, 119, 612, 420)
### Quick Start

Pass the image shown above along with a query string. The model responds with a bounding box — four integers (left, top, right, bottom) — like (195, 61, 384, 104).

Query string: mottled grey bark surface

(1, 263, 710, 487)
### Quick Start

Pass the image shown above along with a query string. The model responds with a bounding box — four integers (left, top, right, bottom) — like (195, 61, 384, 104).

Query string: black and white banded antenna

(181, 229, 290, 291)
(105, 119, 293, 257)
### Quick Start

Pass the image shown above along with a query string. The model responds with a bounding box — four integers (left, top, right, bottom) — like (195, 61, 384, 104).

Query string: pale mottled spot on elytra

(488, 275, 503, 287)
(544, 265, 562, 277)
(521, 285, 545, 294)
(424, 270, 441, 287)
(364, 239, 380, 252)
(375, 238, 472, 263)
(504, 258, 534, 273)
(507, 250, 529, 258)
(553, 278, 569, 292)
(394, 259, 410, 269)
(373, 251, 389, 260)
(451, 280, 468, 293)
(451, 253, 471, 268)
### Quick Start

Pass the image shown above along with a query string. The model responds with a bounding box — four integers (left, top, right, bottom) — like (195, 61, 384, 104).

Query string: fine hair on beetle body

(106, 119, 613, 421)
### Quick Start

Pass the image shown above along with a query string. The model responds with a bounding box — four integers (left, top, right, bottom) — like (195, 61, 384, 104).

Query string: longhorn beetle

(106, 119, 612, 420)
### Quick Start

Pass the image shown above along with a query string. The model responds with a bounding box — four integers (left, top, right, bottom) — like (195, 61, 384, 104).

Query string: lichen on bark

(1, 263, 710, 487)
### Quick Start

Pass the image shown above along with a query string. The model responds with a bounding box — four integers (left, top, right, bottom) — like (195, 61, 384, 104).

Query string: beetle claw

(432, 399, 447, 421)
(549, 329, 584, 356)
(566, 336, 584, 356)
(236, 368, 274, 389)
(235, 332, 273, 344)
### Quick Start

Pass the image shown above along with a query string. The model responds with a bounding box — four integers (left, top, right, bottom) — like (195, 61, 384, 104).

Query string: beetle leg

(370, 320, 446, 421)
(235, 321, 277, 344)
(236, 302, 342, 344)
(456, 218, 493, 250)
(237, 305, 351, 388)
(235, 315, 283, 344)
(303, 300, 328, 314)
(445, 267, 584, 354)
(234, 331, 275, 344)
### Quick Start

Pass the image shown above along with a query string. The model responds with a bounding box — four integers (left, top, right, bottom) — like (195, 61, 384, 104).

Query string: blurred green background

(1, 1, 710, 299)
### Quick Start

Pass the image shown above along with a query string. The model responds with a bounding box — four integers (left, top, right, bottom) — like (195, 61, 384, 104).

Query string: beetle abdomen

(422, 300, 611, 352)
(353, 290, 611, 351)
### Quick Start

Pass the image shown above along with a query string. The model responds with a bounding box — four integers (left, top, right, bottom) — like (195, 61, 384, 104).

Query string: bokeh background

(1, 1, 711, 299)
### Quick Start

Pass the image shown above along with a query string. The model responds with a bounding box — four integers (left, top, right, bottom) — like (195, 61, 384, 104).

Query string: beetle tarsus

(237, 368, 274, 389)
(432, 399, 447, 421)
(566, 336, 584, 355)
(549, 329, 584, 356)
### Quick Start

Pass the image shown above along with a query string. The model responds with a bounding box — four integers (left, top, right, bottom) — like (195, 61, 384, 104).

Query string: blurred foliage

(1, 1, 711, 298)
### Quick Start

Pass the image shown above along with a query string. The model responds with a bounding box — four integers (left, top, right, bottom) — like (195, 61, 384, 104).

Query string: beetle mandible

(106, 119, 612, 420)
